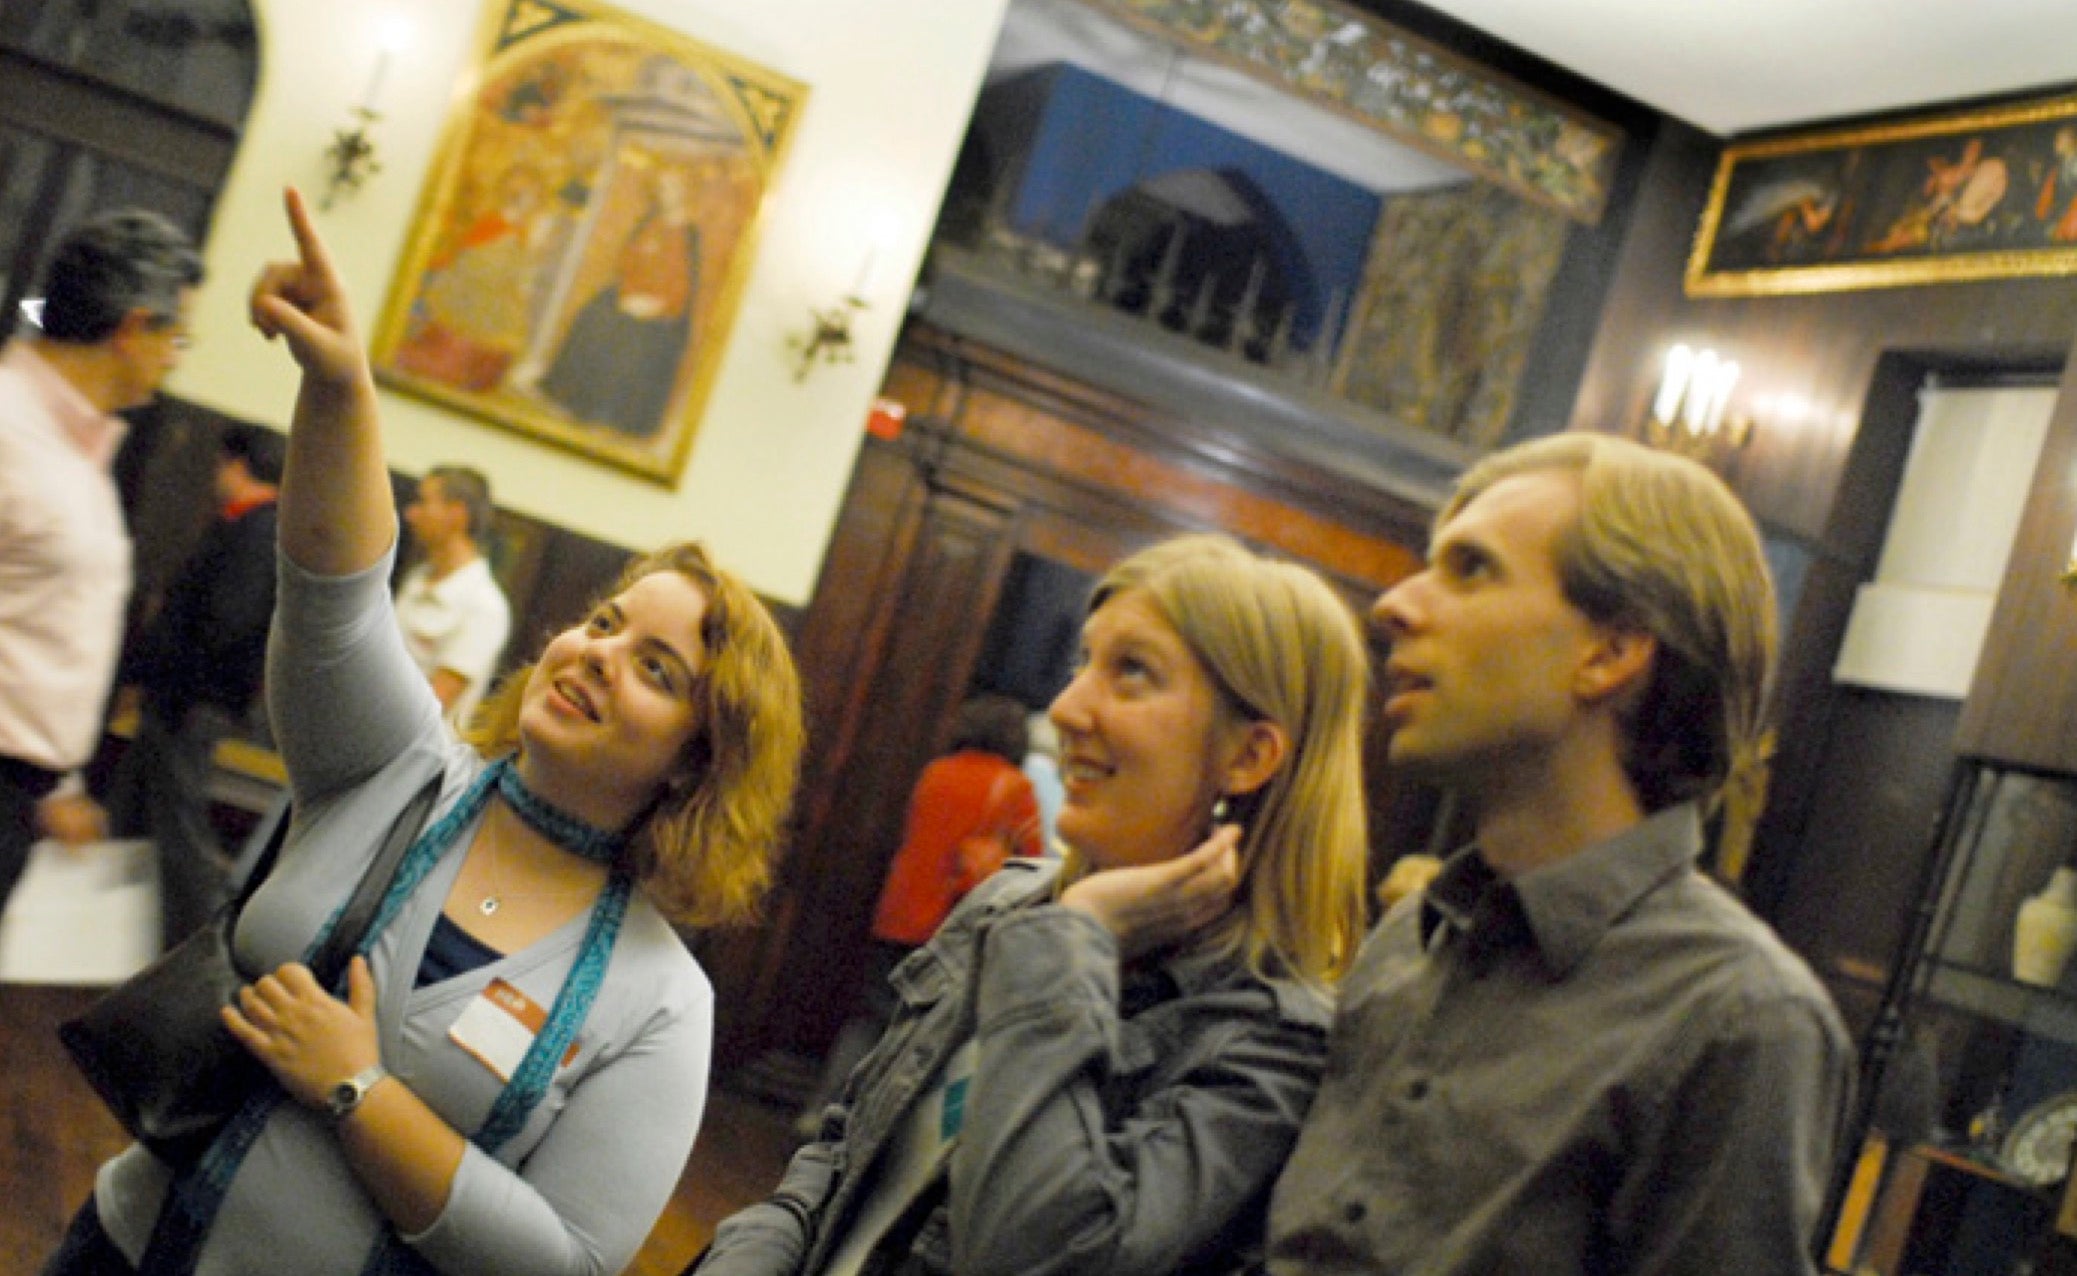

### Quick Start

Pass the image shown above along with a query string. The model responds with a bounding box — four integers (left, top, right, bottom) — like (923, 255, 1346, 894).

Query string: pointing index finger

(282, 186, 340, 280)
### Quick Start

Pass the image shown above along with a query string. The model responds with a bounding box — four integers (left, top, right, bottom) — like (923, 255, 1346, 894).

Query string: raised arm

(249, 186, 392, 575)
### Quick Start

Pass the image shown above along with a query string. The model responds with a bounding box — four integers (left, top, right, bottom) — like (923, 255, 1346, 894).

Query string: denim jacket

(698, 858, 1332, 1276)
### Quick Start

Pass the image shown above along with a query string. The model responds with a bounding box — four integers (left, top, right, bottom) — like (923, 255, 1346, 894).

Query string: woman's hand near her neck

(251, 186, 393, 577)
(1059, 825, 1243, 963)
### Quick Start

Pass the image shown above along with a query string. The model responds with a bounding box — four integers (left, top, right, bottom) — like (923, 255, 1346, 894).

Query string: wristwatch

(325, 1063, 391, 1123)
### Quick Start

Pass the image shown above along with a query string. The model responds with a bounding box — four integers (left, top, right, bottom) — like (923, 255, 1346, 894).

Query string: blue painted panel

(998, 64, 1379, 346)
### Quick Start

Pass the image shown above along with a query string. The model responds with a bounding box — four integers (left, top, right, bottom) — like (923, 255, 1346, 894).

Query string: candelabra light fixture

(322, 110, 383, 210)
(322, 17, 410, 211)
(1642, 343, 1752, 462)
(789, 251, 877, 382)
(789, 295, 867, 381)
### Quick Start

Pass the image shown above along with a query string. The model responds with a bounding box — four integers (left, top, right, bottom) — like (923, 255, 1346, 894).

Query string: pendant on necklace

(479, 896, 500, 916)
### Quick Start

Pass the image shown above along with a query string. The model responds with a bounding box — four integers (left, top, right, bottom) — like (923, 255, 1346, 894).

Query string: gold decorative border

(1687, 91, 2077, 298)
(1079, 0, 1623, 224)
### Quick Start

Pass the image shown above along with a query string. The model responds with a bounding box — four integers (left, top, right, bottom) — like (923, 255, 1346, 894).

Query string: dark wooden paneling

(1743, 355, 1937, 919)
(0, 50, 237, 186)
(896, 333, 1428, 591)
(1956, 340, 2077, 771)
(898, 327, 1438, 564)
(1771, 690, 1962, 1027)
(730, 477, 1023, 1062)
(695, 440, 933, 1066)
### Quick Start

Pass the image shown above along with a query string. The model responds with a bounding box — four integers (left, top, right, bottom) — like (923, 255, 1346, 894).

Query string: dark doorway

(969, 551, 1093, 713)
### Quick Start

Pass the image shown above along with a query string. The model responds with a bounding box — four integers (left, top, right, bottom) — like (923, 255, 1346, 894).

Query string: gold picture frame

(1687, 91, 2077, 298)
(371, 0, 806, 485)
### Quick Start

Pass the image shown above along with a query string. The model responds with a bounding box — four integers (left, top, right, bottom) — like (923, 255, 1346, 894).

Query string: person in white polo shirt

(395, 464, 511, 730)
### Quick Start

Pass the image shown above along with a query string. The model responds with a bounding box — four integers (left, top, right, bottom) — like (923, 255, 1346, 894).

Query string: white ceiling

(1415, 0, 2077, 136)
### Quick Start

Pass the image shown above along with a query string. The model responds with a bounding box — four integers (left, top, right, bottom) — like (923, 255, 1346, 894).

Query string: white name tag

(448, 978, 575, 1082)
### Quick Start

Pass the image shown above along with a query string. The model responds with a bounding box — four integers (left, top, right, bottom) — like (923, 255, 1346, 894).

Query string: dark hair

(947, 694, 1029, 764)
(38, 209, 203, 344)
(219, 423, 286, 485)
(424, 465, 496, 541)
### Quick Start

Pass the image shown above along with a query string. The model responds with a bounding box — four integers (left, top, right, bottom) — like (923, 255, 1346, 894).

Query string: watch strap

(327, 1062, 391, 1123)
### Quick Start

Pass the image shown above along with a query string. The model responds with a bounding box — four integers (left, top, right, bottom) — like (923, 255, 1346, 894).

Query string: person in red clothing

(794, 694, 1040, 1136)
(870, 695, 1043, 946)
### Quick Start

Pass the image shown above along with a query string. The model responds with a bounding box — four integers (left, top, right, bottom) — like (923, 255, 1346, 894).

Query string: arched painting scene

(371, 0, 805, 485)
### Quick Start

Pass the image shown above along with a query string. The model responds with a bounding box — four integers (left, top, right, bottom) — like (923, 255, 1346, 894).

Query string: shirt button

(1342, 1199, 1367, 1225)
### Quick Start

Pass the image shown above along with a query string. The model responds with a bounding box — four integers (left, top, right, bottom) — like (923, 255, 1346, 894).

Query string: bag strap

(230, 799, 294, 912)
(304, 773, 444, 988)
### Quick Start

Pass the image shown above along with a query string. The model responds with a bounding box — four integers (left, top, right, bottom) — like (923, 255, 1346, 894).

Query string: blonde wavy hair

(1068, 535, 1371, 986)
(1443, 433, 1778, 814)
(466, 542, 805, 928)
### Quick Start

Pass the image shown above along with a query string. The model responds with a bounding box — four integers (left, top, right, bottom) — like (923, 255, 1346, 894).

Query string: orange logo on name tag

(449, 977, 579, 1081)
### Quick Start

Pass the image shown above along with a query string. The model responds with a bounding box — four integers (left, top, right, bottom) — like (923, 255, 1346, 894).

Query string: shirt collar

(1421, 803, 1703, 978)
(5, 340, 128, 466)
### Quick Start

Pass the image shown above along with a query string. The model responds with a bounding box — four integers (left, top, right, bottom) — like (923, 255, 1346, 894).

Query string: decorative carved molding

(1079, 0, 1622, 222)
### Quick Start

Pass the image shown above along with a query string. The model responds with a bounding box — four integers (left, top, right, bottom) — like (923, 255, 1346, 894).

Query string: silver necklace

(478, 835, 593, 916)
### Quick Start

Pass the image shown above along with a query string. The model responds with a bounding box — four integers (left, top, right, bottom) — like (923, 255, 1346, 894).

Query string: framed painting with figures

(1688, 90, 2077, 297)
(371, 0, 805, 484)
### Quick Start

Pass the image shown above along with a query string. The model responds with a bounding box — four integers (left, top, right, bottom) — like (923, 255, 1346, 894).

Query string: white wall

(170, 0, 1009, 605)
(1833, 383, 2057, 698)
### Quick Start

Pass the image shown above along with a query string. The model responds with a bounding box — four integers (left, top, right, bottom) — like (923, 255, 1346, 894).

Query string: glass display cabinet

(1827, 760, 2077, 1276)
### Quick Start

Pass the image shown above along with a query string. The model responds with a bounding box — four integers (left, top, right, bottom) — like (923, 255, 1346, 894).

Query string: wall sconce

(788, 251, 875, 382)
(322, 18, 410, 210)
(1641, 344, 1753, 462)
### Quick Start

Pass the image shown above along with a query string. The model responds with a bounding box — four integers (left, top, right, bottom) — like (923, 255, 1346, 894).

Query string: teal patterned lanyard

(141, 757, 636, 1275)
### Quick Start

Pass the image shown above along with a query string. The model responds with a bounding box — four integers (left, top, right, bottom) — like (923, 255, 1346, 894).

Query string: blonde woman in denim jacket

(698, 534, 1371, 1276)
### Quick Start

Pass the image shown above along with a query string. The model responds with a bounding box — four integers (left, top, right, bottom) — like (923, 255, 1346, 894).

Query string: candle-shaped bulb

(850, 249, 877, 302)
(361, 53, 390, 113)
(360, 18, 411, 113)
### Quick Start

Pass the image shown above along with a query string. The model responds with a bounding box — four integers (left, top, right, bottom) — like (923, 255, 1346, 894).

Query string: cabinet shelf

(1924, 960, 2077, 1047)
(1827, 760, 2077, 1274)
(1907, 1140, 2040, 1193)
(1828, 1135, 2060, 1276)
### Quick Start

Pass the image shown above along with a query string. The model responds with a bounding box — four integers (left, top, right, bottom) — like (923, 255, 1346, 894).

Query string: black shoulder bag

(58, 773, 441, 1165)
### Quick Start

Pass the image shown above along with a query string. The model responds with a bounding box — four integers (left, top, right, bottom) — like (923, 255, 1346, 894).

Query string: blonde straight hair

(467, 542, 805, 928)
(1072, 535, 1371, 985)
(1444, 433, 1778, 813)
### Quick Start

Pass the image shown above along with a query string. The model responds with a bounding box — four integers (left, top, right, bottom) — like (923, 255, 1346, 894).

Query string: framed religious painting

(371, 0, 806, 484)
(1687, 91, 2077, 297)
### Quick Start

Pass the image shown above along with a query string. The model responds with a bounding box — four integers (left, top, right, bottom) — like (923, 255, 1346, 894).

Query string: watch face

(2002, 1092, 2077, 1186)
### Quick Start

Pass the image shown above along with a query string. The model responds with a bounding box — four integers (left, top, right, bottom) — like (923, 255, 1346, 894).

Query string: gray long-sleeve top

(91, 542, 713, 1276)
(699, 857, 1332, 1276)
